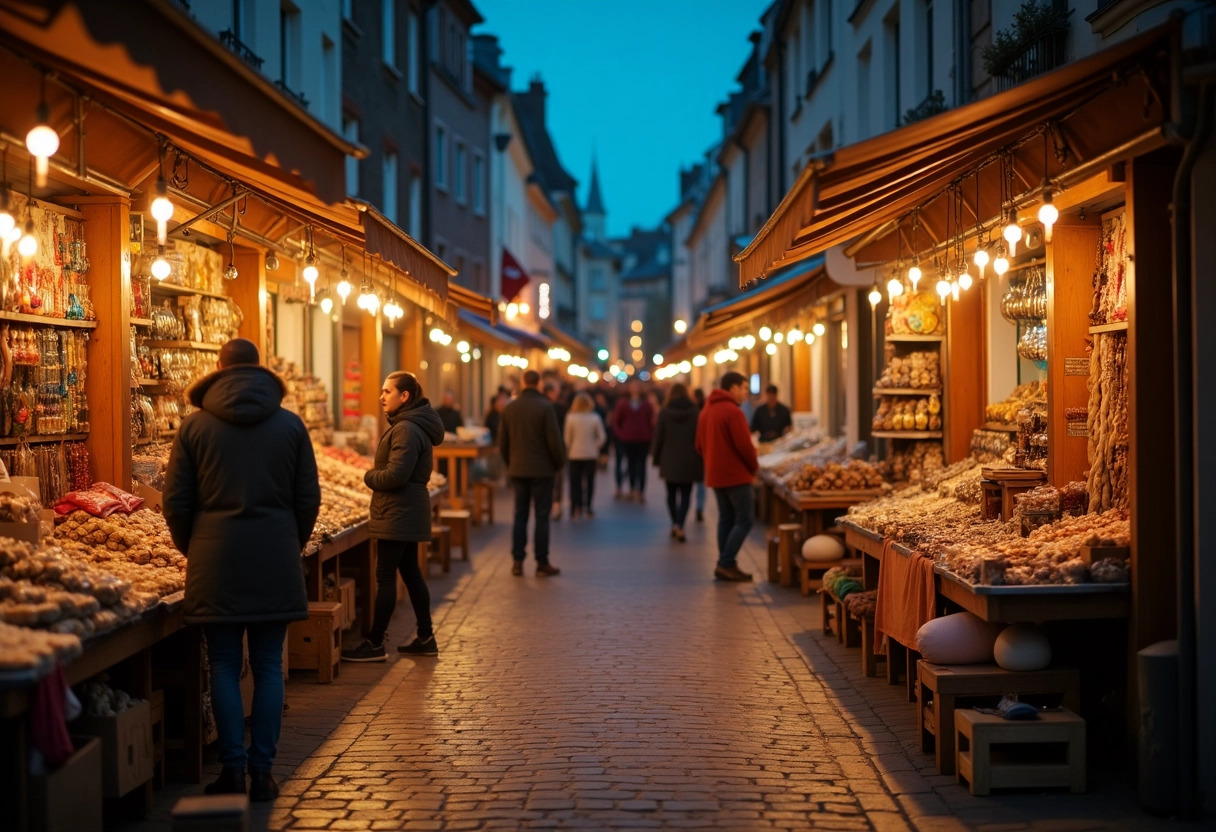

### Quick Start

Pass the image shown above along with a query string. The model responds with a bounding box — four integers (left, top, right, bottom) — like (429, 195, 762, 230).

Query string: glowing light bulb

(302, 256, 318, 285)
(693, 355, 707, 367)
(25, 106, 59, 189)
(812, 322, 826, 337)
(151, 252, 171, 281)
(743, 335, 756, 350)
(519, 302, 531, 315)
(1003, 217, 1022, 255)
(320, 296, 334, 315)
(908, 264, 922, 291)
(765, 343, 777, 355)
(973, 247, 989, 280)
(788, 328, 802, 343)
(17, 219, 36, 258)
(868, 285, 882, 308)
(150, 178, 174, 246)
(993, 255, 1009, 276)
(1038, 191, 1058, 244)
(759, 326, 772, 341)
(773, 331, 784, 344)
(366, 293, 380, 315)
(457, 341, 470, 353)
(805, 333, 815, 345)
(936, 278, 951, 303)
(336, 278, 351, 304)
(673, 319, 687, 334)
(597, 348, 609, 361)
(959, 273, 973, 291)
(0, 207, 14, 239)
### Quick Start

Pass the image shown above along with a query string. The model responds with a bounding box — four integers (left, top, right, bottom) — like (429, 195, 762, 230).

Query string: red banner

(501, 248, 530, 302)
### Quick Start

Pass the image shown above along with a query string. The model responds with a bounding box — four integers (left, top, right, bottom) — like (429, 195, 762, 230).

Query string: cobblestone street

(128, 475, 1193, 831)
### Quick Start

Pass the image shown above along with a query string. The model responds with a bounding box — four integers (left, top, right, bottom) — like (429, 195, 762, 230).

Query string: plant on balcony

(982, 0, 1071, 81)
(904, 90, 947, 125)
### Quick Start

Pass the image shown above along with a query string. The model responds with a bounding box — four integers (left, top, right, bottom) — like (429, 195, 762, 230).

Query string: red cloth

(873, 539, 937, 654)
(695, 389, 759, 488)
(611, 397, 654, 443)
(31, 664, 75, 767)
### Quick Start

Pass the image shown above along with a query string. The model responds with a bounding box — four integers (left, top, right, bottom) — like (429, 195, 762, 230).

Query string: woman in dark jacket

(342, 371, 445, 663)
(651, 383, 703, 541)
(164, 338, 320, 801)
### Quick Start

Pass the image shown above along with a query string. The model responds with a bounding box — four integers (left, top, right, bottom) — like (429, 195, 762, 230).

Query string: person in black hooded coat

(163, 338, 320, 802)
(651, 383, 704, 541)
(342, 371, 446, 663)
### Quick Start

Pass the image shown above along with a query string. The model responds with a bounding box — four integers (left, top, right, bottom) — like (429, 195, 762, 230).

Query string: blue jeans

(713, 484, 754, 569)
(695, 481, 706, 512)
(204, 622, 288, 773)
(512, 476, 555, 564)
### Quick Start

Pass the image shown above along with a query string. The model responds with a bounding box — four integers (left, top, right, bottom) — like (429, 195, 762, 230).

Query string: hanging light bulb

(787, 328, 802, 343)
(25, 79, 59, 189)
(1038, 188, 1058, 244)
(150, 176, 174, 247)
(759, 326, 772, 341)
(357, 278, 375, 311)
(264, 250, 279, 271)
(320, 295, 334, 315)
(993, 244, 1010, 276)
(17, 216, 37, 258)
(773, 331, 784, 344)
(868, 283, 882, 308)
(1003, 212, 1022, 255)
(936, 278, 951, 304)
(223, 234, 239, 281)
(805, 332, 815, 345)
(973, 246, 989, 279)
(812, 322, 826, 337)
(366, 291, 380, 316)
(887, 276, 904, 303)
(951, 280, 961, 302)
(959, 272, 973, 291)
(151, 246, 171, 281)
(906, 263, 921, 293)
(302, 254, 318, 286)
(765, 343, 777, 356)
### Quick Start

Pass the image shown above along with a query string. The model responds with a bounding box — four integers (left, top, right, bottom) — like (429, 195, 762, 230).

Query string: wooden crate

(955, 708, 1086, 795)
(73, 700, 154, 798)
(338, 577, 357, 630)
(288, 602, 343, 683)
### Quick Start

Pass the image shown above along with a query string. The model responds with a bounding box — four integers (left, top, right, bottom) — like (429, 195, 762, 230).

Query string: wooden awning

(540, 322, 592, 363)
(447, 283, 498, 324)
(736, 24, 1174, 286)
(360, 205, 452, 300)
(690, 255, 830, 349)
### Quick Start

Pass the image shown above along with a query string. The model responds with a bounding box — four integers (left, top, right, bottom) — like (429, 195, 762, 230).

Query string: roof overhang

(689, 255, 831, 349)
(447, 283, 498, 324)
(736, 24, 1175, 287)
(540, 322, 592, 362)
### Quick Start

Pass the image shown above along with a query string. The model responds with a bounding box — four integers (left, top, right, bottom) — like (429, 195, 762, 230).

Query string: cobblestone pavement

(124, 473, 1198, 831)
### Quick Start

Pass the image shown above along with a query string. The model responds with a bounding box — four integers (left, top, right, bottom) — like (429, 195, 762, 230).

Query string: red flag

(501, 248, 530, 302)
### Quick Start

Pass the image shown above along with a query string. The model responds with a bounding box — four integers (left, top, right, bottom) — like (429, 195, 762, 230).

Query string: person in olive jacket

(651, 383, 703, 541)
(498, 369, 565, 576)
(163, 338, 320, 802)
(342, 371, 445, 663)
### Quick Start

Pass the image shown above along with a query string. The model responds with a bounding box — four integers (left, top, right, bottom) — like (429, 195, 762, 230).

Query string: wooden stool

(798, 555, 860, 596)
(430, 524, 452, 573)
(918, 661, 1081, 775)
(439, 509, 472, 560)
(287, 601, 342, 683)
(777, 523, 801, 588)
(471, 480, 495, 525)
(955, 708, 1086, 795)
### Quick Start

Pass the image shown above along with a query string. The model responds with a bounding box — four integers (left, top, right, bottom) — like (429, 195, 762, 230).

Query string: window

(408, 173, 422, 239)
(885, 8, 901, 129)
(454, 141, 467, 204)
(406, 9, 420, 95)
(341, 0, 352, 22)
(382, 150, 398, 223)
(857, 41, 872, 139)
(382, 0, 396, 68)
(233, 0, 246, 39)
(590, 297, 607, 322)
(924, 0, 934, 98)
(342, 116, 359, 196)
(590, 267, 607, 291)
(279, 3, 301, 89)
(319, 35, 335, 122)
(472, 151, 485, 215)
(434, 124, 447, 190)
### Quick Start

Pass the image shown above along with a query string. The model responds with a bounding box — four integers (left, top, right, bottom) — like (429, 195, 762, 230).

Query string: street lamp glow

(597, 348, 609, 361)
(673, 318, 687, 334)
(631, 319, 643, 332)
(652, 354, 663, 365)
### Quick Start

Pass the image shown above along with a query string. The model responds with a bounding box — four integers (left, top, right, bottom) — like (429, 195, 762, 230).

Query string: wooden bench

(918, 661, 1081, 775)
(955, 708, 1086, 795)
(777, 523, 801, 587)
(438, 509, 472, 561)
(430, 524, 452, 573)
(470, 480, 495, 525)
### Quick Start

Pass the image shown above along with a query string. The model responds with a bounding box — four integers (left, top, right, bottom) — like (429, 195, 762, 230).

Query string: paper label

(1064, 357, 1089, 377)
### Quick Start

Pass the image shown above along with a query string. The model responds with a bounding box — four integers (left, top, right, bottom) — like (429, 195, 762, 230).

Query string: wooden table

(842, 521, 884, 590)
(433, 441, 495, 509)
(767, 481, 881, 539)
(935, 568, 1130, 623)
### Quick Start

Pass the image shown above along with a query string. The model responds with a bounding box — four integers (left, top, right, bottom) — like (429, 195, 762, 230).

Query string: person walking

(593, 390, 612, 471)
(611, 381, 655, 503)
(499, 369, 565, 576)
(564, 392, 606, 519)
(695, 372, 759, 582)
(692, 388, 708, 522)
(163, 338, 321, 802)
(750, 384, 793, 442)
(652, 383, 703, 541)
(436, 390, 463, 434)
(544, 379, 569, 521)
(342, 372, 445, 663)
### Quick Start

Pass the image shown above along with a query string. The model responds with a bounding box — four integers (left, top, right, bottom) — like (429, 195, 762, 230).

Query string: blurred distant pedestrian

(545, 379, 568, 520)
(692, 388, 707, 522)
(436, 390, 463, 434)
(593, 391, 612, 470)
(564, 392, 606, 519)
(652, 383, 703, 541)
(499, 370, 565, 576)
(750, 384, 792, 442)
(696, 372, 759, 582)
(611, 381, 654, 503)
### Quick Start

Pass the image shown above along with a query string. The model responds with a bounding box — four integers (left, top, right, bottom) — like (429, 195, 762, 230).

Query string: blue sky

(474, 0, 772, 239)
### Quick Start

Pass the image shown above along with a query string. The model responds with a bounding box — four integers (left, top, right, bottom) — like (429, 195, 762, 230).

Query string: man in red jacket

(695, 371, 759, 581)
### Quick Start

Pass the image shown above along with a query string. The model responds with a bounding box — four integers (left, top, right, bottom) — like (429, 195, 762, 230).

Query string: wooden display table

(432, 441, 495, 509)
(767, 481, 881, 541)
(935, 568, 1131, 623)
(955, 708, 1087, 795)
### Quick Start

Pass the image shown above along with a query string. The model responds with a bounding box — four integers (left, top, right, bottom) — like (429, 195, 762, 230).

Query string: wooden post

(360, 309, 382, 419)
(792, 337, 811, 412)
(77, 196, 132, 488)
(1046, 220, 1100, 486)
(944, 283, 985, 464)
(229, 246, 267, 358)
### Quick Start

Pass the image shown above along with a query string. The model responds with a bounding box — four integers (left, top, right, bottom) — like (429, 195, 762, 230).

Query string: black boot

(249, 769, 279, 802)
(203, 766, 246, 795)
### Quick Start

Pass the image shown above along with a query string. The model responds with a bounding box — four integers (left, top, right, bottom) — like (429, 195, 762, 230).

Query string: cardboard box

(133, 482, 164, 514)
(29, 735, 103, 832)
(0, 516, 39, 544)
(74, 699, 154, 797)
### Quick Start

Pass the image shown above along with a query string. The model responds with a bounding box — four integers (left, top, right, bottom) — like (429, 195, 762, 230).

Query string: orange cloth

(873, 539, 937, 654)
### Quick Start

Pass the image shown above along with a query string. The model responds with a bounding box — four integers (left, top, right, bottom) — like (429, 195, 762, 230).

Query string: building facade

(615, 227, 673, 373)
(578, 161, 622, 363)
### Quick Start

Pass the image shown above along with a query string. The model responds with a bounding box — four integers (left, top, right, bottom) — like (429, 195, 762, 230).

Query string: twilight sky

(473, 0, 772, 239)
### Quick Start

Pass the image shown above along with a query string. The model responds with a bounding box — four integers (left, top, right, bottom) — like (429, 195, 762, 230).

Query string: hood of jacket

(388, 396, 446, 445)
(188, 365, 287, 426)
(707, 388, 741, 409)
(663, 397, 698, 423)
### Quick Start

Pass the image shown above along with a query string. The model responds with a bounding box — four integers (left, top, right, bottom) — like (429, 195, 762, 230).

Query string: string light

(17, 216, 37, 258)
(936, 278, 951, 304)
(868, 283, 882, 308)
(25, 76, 58, 189)
(151, 246, 171, 280)
(692, 355, 707, 367)
(993, 243, 1010, 276)
(759, 326, 772, 341)
(959, 272, 973, 291)
(787, 328, 802, 343)
(336, 246, 351, 303)
(673, 319, 687, 334)
(765, 343, 777, 355)
(812, 322, 826, 337)
(804, 332, 815, 345)
(887, 276, 904, 303)
(1038, 190, 1057, 243)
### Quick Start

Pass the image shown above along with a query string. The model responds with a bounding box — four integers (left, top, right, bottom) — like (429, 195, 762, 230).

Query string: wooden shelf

(0, 432, 88, 446)
(885, 333, 945, 343)
(151, 282, 230, 300)
(873, 387, 942, 397)
(982, 422, 1021, 433)
(1088, 321, 1128, 334)
(135, 379, 167, 388)
(0, 311, 98, 329)
(871, 430, 943, 439)
(130, 317, 155, 327)
(144, 340, 222, 351)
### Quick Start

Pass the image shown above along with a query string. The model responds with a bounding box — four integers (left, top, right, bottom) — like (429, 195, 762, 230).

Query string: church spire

(586, 155, 606, 216)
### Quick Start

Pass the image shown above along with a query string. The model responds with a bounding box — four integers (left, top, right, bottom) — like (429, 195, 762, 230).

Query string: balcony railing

(274, 79, 310, 110)
(219, 29, 264, 71)
(992, 29, 1068, 92)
